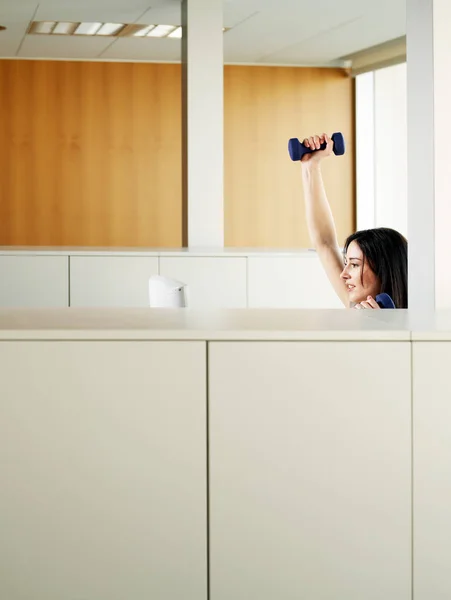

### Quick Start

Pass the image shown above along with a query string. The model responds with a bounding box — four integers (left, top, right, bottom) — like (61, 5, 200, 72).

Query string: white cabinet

(0, 340, 207, 600)
(0, 255, 68, 307)
(70, 256, 159, 307)
(160, 257, 247, 308)
(413, 342, 451, 600)
(248, 256, 343, 308)
(209, 341, 411, 600)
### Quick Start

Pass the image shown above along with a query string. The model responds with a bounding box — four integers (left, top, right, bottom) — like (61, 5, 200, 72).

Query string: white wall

(374, 64, 408, 237)
(0, 251, 343, 309)
(355, 72, 376, 231)
(356, 63, 408, 238)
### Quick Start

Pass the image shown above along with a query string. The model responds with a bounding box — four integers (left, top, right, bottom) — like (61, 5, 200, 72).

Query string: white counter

(0, 306, 449, 340)
(0, 307, 449, 600)
(0, 307, 412, 340)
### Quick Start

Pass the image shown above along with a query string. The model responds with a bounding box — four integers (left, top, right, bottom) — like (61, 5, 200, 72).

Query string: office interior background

(4, 3, 451, 600)
(0, 0, 408, 310)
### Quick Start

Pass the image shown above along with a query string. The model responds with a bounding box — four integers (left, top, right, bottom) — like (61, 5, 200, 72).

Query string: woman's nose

(340, 267, 350, 280)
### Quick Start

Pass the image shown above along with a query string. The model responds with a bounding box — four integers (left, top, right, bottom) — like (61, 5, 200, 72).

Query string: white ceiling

(0, 0, 406, 66)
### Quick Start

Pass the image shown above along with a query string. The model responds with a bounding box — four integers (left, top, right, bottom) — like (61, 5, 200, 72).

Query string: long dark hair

(344, 227, 408, 308)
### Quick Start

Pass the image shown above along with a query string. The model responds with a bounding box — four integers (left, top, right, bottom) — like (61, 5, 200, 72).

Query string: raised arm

(300, 133, 348, 307)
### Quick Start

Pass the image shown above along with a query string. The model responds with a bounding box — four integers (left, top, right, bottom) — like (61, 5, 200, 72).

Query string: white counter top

(0, 308, 415, 341)
(410, 311, 451, 340)
(0, 308, 449, 341)
(0, 246, 318, 257)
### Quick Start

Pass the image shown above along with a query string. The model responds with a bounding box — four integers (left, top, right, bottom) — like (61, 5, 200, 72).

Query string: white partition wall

(160, 256, 247, 308)
(0, 255, 68, 308)
(247, 255, 342, 308)
(0, 251, 347, 309)
(70, 256, 159, 307)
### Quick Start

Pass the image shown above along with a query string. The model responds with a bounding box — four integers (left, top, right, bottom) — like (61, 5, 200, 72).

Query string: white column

(182, 0, 224, 248)
(432, 1, 451, 309)
(407, 0, 451, 309)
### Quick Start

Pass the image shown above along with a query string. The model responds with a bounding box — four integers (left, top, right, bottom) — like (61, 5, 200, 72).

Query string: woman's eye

(351, 263, 359, 268)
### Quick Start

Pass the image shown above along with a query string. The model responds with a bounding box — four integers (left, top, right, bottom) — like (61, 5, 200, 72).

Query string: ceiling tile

(0, 0, 37, 24)
(0, 3, 37, 56)
(18, 34, 113, 58)
(0, 24, 29, 56)
(35, 0, 152, 24)
(260, 1, 405, 64)
(137, 5, 182, 26)
(101, 37, 181, 61)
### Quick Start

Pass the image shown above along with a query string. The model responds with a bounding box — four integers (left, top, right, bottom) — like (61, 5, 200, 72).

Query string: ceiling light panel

(147, 25, 177, 37)
(52, 22, 78, 35)
(28, 21, 57, 34)
(74, 22, 103, 35)
(168, 27, 182, 39)
(28, 21, 230, 38)
(131, 25, 156, 37)
(97, 23, 125, 36)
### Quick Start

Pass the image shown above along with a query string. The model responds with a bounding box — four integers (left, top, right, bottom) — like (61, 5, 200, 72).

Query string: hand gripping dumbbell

(288, 132, 346, 161)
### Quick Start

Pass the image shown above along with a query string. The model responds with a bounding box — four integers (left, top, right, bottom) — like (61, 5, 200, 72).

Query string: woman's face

(340, 241, 380, 304)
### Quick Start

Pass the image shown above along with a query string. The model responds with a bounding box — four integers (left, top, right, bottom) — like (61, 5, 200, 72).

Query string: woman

(301, 133, 408, 309)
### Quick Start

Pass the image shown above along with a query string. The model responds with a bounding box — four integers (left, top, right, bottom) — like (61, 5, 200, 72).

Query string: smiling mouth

(347, 284, 355, 292)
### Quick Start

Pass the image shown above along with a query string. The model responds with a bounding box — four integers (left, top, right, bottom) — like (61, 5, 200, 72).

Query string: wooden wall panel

(0, 60, 182, 247)
(224, 66, 355, 248)
(0, 61, 354, 248)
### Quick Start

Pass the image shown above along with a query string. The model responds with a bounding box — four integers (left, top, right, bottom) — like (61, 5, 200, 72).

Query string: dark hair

(344, 227, 408, 308)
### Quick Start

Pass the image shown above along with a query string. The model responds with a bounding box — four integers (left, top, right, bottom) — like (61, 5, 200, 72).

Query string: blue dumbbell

(375, 293, 396, 309)
(288, 132, 345, 161)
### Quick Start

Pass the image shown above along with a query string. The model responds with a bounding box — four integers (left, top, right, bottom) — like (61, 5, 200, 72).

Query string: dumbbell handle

(288, 132, 345, 161)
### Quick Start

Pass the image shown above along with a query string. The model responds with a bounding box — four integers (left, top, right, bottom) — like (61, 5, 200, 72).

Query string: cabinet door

(209, 341, 411, 600)
(0, 341, 207, 600)
(0, 255, 68, 307)
(413, 342, 451, 600)
(70, 256, 159, 307)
